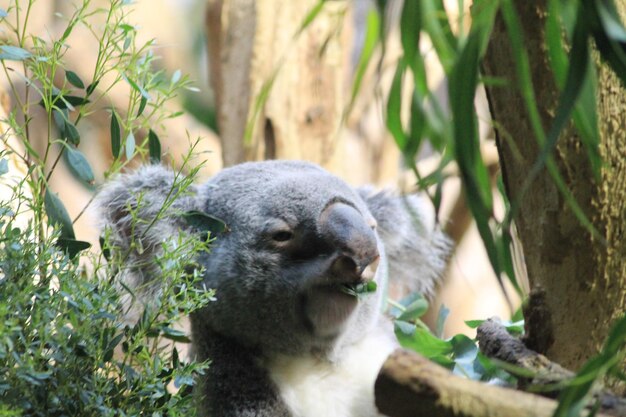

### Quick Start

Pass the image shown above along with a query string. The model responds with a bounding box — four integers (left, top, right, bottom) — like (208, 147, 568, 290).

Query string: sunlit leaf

(0, 45, 32, 61)
(0, 158, 8, 175)
(125, 132, 135, 160)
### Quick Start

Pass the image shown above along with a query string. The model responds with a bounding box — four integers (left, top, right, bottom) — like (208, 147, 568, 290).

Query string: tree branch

(374, 349, 605, 417)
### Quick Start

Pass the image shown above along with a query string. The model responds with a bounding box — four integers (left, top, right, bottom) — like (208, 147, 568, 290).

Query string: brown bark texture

(476, 318, 626, 417)
(206, 0, 350, 173)
(374, 349, 613, 417)
(482, 0, 626, 370)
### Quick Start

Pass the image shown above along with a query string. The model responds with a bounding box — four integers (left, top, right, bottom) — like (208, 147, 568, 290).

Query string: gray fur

(95, 160, 450, 417)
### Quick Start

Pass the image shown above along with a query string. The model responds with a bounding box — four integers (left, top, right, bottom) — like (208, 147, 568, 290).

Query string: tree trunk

(206, 0, 350, 174)
(482, 0, 626, 370)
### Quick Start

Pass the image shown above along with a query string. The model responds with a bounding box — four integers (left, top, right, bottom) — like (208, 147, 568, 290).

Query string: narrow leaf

(86, 80, 100, 95)
(44, 189, 75, 240)
(183, 211, 228, 236)
(57, 238, 91, 259)
(64, 120, 81, 145)
(66, 70, 85, 89)
(348, 10, 381, 112)
(387, 64, 406, 150)
(125, 132, 135, 160)
(0, 45, 32, 61)
(0, 158, 8, 175)
(64, 146, 95, 185)
(137, 96, 147, 117)
(148, 129, 161, 163)
(110, 112, 121, 158)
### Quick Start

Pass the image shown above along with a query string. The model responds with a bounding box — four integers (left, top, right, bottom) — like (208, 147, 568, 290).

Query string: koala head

(96, 160, 450, 357)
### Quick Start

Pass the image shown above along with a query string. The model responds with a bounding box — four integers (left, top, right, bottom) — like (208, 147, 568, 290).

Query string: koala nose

(319, 202, 379, 278)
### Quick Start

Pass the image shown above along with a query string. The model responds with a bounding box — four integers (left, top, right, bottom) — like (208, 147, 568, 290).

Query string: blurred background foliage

(2, 0, 626, 415)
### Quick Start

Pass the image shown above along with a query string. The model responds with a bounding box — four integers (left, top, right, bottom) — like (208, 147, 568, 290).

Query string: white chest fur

(267, 327, 397, 417)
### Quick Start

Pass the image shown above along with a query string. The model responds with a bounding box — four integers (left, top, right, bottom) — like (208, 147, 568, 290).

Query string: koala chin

(96, 160, 450, 417)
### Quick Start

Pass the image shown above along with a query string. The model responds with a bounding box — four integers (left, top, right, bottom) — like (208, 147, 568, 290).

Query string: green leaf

(65, 70, 85, 89)
(533, 7, 595, 188)
(171, 69, 181, 84)
(397, 326, 453, 358)
(449, 30, 501, 281)
(86, 80, 100, 95)
(465, 319, 485, 329)
(45, 94, 90, 111)
(502, 0, 602, 243)
(57, 238, 91, 259)
(110, 112, 121, 158)
(421, 0, 456, 71)
(398, 297, 429, 321)
(64, 120, 81, 145)
(341, 281, 377, 298)
(400, 0, 422, 70)
(148, 130, 161, 163)
(64, 146, 94, 185)
(0, 158, 7, 175)
(123, 74, 150, 99)
(44, 189, 75, 240)
(296, 0, 325, 36)
(125, 132, 135, 160)
(450, 334, 479, 378)
(0, 45, 32, 61)
(183, 211, 228, 236)
(435, 304, 450, 338)
(348, 10, 381, 112)
(137, 96, 147, 117)
(161, 327, 191, 343)
(387, 63, 406, 150)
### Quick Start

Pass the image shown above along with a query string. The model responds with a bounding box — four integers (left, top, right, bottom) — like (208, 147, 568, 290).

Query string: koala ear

(94, 165, 202, 316)
(357, 187, 451, 298)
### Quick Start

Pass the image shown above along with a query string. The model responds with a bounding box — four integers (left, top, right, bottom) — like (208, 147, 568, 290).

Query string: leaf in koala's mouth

(340, 281, 377, 298)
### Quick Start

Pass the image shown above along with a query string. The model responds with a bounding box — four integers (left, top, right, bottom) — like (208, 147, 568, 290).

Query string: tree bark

(375, 349, 613, 417)
(481, 0, 626, 370)
(206, 0, 350, 173)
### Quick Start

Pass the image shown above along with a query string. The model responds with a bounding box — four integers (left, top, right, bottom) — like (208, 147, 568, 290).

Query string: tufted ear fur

(94, 165, 202, 318)
(357, 187, 451, 298)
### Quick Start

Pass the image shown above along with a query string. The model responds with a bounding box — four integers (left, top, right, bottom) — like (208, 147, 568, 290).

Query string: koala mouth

(301, 254, 380, 338)
(303, 283, 361, 338)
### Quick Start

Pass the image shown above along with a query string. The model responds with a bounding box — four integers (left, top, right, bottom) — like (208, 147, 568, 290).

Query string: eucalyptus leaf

(64, 120, 81, 145)
(0, 45, 32, 61)
(110, 112, 121, 158)
(57, 238, 91, 259)
(148, 129, 161, 163)
(44, 189, 75, 240)
(183, 211, 227, 236)
(137, 96, 147, 117)
(0, 158, 8, 175)
(125, 132, 135, 160)
(65, 70, 85, 89)
(64, 146, 94, 185)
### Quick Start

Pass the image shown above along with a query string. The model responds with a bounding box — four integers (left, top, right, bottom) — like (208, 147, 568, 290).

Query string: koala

(96, 160, 450, 417)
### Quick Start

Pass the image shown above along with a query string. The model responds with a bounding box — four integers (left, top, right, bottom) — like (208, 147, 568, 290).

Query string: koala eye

(272, 231, 294, 242)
